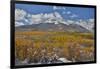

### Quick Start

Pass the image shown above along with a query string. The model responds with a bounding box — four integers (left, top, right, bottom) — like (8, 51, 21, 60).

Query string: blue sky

(15, 4, 95, 20)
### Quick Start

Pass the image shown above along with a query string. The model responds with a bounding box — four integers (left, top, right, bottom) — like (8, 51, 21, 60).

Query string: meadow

(15, 31, 94, 65)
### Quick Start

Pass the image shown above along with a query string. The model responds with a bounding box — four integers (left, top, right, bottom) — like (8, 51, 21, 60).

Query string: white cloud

(15, 8, 63, 26)
(67, 11, 71, 15)
(62, 11, 66, 14)
(15, 9, 27, 21)
(70, 14, 78, 18)
(62, 7, 66, 10)
(54, 12, 63, 19)
(27, 14, 31, 18)
(66, 20, 74, 24)
(43, 12, 63, 24)
(15, 22, 24, 27)
(88, 18, 94, 23)
(62, 11, 71, 15)
(53, 6, 66, 10)
(53, 6, 58, 10)
(43, 13, 55, 19)
(24, 19, 29, 23)
(30, 14, 43, 24)
(30, 12, 63, 24)
(15, 9, 31, 26)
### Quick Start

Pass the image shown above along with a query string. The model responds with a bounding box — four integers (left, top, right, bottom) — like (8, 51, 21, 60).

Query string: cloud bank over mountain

(15, 8, 94, 32)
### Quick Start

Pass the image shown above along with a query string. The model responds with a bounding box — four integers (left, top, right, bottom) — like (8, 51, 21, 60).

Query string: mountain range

(15, 9, 94, 33)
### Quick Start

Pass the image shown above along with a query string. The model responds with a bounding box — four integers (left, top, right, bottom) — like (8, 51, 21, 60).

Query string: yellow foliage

(15, 31, 94, 61)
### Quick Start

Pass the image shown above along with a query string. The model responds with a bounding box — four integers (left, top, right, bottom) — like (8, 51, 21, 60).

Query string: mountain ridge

(15, 23, 91, 33)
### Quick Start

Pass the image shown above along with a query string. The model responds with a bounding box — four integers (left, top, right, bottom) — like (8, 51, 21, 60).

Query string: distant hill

(15, 23, 90, 33)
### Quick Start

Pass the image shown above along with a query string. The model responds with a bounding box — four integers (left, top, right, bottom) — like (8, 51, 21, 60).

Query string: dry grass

(15, 31, 94, 63)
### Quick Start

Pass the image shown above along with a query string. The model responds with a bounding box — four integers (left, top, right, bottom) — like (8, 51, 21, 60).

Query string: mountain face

(15, 9, 94, 32)
(15, 23, 90, 33)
